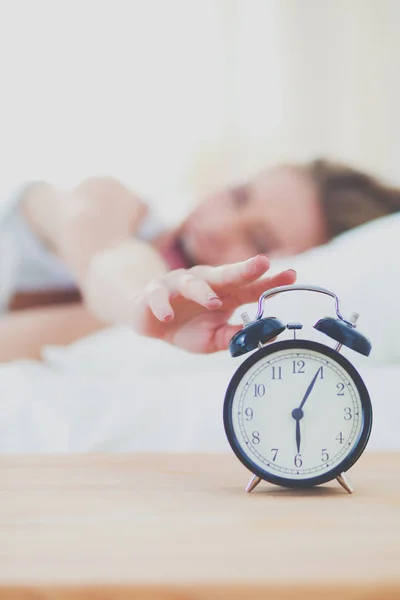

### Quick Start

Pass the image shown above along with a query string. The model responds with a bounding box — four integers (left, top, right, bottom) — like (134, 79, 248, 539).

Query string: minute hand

(298, 367, 322, 410)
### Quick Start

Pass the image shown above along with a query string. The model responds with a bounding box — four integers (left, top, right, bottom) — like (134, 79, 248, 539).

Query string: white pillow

(252, 212, 400, 366)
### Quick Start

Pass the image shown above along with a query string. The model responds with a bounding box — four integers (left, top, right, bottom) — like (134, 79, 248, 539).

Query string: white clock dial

(228, 344, 366, 482)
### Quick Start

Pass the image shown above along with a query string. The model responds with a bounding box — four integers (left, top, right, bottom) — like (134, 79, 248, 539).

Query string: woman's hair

(307, 159, 400, 239)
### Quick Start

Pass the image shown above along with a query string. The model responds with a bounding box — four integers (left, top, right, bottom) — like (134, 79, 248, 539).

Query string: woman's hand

(132, 255, 296, 353)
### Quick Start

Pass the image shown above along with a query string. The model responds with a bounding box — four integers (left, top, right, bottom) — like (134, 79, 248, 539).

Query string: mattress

(0, 327, 397, 453)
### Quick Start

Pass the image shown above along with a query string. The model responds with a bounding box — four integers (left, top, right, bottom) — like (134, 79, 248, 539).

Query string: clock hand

(296, 419, 301, 454)
(291, 366, 322, 456)
(292, 366, 321, 454)
(291, 407, 303, 452)
(298, 367, 322, 410)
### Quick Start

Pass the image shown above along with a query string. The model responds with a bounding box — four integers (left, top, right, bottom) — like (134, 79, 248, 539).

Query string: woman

(1, 159, 399, 361)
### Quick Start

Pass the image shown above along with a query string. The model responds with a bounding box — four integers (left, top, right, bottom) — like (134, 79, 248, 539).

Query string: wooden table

(0, 453, 399, 600)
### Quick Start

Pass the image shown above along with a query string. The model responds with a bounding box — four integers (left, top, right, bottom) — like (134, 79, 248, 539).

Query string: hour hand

(291, 407, 303, 453)
(296, 419, 301, 454)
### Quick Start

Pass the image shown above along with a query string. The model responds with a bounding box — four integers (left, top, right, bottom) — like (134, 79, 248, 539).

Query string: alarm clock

(223, 284, 372, 494)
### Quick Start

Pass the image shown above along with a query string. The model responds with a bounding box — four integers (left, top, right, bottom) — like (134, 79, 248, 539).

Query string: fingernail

(251, 254, 269, 262)
(247, 255, 261, 274)
(287, 269, 297, 275)
(206, 293, 222, 308)
(163, 313, 173, 322)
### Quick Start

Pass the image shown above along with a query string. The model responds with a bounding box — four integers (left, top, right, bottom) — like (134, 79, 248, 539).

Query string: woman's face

(177, 166, 327, 267)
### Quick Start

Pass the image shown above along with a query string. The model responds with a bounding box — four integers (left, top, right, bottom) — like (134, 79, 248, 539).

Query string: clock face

(224, 340, 372, 487)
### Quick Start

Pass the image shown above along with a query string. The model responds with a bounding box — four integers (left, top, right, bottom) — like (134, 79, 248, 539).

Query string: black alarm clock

(223, 284, 372, 494)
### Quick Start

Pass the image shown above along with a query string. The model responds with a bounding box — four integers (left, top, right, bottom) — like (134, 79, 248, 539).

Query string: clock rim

(223, 339, 373, 488)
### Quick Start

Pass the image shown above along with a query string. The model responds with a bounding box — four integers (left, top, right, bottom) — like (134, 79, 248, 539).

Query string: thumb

(212, 323, 243, 353)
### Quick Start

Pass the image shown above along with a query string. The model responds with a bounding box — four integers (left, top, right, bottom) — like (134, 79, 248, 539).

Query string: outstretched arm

(20, 180, 296, 356)
(22, 178, 168, 323)
(0, 303, 104, 362)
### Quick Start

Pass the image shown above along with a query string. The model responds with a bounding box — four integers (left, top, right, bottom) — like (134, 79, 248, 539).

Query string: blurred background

(0, 0, 400, 455)
(0, 0, 399, 223)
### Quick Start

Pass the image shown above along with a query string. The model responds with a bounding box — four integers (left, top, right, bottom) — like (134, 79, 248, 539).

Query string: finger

(145, 283, 175, 322)
(234, 269, 297, 306)
(211, 323, 243, 353)
(203, 255, 270, 290)
(176, 273, 222, 309)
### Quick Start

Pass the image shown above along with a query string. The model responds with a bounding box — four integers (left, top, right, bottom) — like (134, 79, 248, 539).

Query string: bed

(0, 213, 399, 454)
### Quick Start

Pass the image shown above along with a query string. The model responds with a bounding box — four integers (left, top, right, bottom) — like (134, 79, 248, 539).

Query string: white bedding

(0, 212, 399, 454)
(0, 327, 397, 453)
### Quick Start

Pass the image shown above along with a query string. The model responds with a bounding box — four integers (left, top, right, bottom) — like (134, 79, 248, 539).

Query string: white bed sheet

(0, 327, 398, 454)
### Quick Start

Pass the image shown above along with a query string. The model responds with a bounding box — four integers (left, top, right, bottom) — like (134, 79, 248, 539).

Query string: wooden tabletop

(0, 452, 399, 600)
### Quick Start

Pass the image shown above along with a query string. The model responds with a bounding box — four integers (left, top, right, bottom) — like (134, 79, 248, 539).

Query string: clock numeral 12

(271, 366, 283, 380)
(292, 360, 305, 374)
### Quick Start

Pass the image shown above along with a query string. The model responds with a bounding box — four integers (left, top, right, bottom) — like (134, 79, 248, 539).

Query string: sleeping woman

(0, 159, 399, 361)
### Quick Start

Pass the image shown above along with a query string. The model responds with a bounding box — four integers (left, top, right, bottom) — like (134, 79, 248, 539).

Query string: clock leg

(245, 475, 262, 493)
(336, 472, 354, 494)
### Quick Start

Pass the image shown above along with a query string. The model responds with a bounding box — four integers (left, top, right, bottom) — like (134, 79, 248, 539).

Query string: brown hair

(308, 159, 400, 240)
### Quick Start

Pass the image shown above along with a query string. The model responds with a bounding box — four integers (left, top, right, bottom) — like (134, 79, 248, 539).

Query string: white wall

(0, 0, 399, 223)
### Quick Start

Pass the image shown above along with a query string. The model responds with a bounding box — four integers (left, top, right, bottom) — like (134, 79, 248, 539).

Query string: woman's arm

(0, 257, 297, 362)
(22, 178, 168, 324)
(0, 303, 104, 362)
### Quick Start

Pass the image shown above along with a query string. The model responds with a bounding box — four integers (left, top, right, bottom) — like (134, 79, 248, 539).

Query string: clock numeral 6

(344, 407, 352, 420)
(321, 449, 329, 462)
(294, 453, 302, 467)
(245, 407, 253, 421)
(253, 384, 265, 397)
(252, 431, 260, 444)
